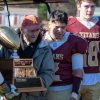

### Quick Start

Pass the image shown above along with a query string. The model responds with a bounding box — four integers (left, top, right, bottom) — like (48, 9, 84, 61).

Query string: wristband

(72, 76, 82, 93)
(71, 92, 78, 100)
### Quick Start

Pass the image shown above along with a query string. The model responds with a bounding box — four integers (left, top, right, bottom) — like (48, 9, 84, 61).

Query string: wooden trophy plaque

(0, 58, 47, 92)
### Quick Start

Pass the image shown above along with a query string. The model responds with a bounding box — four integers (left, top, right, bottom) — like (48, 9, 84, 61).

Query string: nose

(57, 27, 62, 31)
(88, 5, 95, 11)
(88, 7, 92, 11)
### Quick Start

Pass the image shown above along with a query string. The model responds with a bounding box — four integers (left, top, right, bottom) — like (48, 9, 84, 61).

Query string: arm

(0, 72, 19, 99)
(38, 47, 55, 88)
(70, 53, 84, 100)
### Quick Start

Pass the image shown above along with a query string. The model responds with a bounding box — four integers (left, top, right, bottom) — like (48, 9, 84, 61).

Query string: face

(78, 1, 95, 21)
(49, 21, 66, 40)
(22, 28, 39, 45)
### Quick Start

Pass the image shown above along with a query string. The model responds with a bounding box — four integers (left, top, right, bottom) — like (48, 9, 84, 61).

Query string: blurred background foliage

(38, 4, 47, 20)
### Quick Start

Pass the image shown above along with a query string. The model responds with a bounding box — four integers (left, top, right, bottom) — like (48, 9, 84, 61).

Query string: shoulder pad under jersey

(67, 17, 78, 26)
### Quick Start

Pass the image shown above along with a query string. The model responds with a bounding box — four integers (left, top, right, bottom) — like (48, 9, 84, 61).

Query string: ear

(77, 4, 81, 11)
(48, 21, 52, 28)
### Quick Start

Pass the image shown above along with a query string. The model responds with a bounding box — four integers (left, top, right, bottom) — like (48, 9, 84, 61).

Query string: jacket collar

(33, 40, 49, 58)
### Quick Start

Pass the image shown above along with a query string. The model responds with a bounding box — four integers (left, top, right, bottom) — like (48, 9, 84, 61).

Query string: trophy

(0, 53, 47, 92)
(0, 26, 46, 92)
(13, 58, 47, 92)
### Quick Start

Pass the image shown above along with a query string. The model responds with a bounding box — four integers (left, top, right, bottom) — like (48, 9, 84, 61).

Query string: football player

(66, 0, 100, 100)
(44, 10, 87, 100)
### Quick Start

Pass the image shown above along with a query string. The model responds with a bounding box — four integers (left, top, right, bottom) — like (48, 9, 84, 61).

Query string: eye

(84, 5, 89, 8)
(84, 5, 95, 9)
(56, 26, 59, 29)
(57, 26, 66, 29)
(61, 26, 66, 29)
(91, 5, 95, 8)
(34, 29, 39, 32)
(28, 29, 39, 33)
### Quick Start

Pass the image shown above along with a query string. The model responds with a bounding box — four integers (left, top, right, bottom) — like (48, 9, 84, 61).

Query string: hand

(70, 92, 79, 100)
(10, 84, 19, 96)
(0, 82, 10, 95)
(0, 72, 10, 95)
(5, 84, 20, 99)
(0, 86, 6, 95)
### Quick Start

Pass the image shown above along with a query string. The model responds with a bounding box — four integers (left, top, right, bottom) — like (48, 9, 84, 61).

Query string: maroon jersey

(49, 34, 87, 86)
(67, 17, 100, 73)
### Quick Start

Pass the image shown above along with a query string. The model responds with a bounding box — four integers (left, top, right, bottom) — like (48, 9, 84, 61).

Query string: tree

(38, 4, 47, 20)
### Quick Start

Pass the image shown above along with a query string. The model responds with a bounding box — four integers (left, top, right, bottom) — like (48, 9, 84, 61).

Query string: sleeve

(0, 72, 4, 84)
(72, 53, 83, 70)
(37, 46, 55, 88)
(72, 36, 88, 54)
(0, 72, 11, 95)
(66, 17, 76, 32)
(71, 52, 84, 95)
